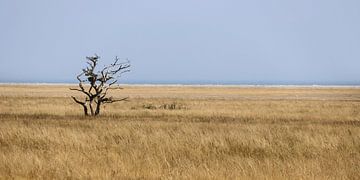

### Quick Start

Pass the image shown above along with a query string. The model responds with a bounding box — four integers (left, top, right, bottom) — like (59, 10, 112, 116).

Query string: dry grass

(0, 85, 359, 179)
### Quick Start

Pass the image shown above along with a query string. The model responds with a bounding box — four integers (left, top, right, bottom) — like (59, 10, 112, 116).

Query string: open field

(0, 85, 359, 179)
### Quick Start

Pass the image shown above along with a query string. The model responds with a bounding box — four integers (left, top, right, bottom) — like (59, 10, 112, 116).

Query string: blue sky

(0, 0, 359, 84)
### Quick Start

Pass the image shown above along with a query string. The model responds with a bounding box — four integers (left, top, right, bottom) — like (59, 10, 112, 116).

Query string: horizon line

(0, 79, 360, 86)
(1, 82, 360, 88)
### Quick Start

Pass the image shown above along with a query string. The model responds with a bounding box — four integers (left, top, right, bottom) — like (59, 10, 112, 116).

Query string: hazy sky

(0, 0, 359, 84)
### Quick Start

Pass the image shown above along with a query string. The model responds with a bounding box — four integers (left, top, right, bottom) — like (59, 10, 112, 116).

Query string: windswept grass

(0, 85, 359, 179)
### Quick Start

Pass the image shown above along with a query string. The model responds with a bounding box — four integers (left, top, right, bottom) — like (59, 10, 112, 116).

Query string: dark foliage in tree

(70, 54, 130, 116)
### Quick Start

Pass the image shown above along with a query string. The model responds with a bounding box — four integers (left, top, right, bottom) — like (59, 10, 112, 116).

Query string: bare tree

(70, 54, 130, 116)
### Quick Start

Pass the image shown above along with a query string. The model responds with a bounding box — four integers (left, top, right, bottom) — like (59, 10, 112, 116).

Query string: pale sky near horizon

(0, 0, 359, 84)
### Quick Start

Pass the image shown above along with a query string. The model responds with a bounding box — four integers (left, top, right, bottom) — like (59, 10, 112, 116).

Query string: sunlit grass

(0, 85, 359, 179)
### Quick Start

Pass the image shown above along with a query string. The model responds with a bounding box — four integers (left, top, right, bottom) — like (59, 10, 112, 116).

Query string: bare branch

(71, 54, 130, 116)
(102, 97, 129, 104)
(69, 87, 91, 99)
(69, 88, 83, 92)
(109, 80, 118, 86)
(71, 96, 84, 105)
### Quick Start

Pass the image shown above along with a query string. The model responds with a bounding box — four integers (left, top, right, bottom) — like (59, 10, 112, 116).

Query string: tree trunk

(83, 105, 89, 116)
(95, 101, 101, 116)
(89, 101, 95, 116)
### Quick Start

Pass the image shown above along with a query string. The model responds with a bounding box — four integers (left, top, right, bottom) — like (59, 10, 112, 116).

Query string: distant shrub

(140, 102, 187, 110)
(160, 102, 187, 110)
(142, 104, 157, 110)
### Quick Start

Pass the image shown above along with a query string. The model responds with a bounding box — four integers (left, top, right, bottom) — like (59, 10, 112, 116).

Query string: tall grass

(0, 85, 359, 179)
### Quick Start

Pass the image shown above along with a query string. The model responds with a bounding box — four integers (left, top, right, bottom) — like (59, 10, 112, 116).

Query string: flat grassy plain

(0, 85, 359, 179)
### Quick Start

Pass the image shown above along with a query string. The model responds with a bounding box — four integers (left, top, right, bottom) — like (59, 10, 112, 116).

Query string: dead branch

(70, 54, 130, 116)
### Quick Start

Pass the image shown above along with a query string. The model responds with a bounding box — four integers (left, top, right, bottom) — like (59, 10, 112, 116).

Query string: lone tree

(70, 54, 130, 116)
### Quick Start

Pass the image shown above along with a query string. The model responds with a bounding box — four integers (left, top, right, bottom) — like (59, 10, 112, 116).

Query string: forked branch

(70, 54, 130, 116)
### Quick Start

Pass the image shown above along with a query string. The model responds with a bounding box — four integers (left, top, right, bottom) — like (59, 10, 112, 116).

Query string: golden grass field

(0, 85, 359, 179)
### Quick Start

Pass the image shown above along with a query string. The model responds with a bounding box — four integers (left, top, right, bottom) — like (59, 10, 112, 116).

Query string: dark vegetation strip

(0, 113, 359, 126)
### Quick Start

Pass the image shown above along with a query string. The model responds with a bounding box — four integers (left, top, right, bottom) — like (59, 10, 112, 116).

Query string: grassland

(0, 85, 359, 179)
